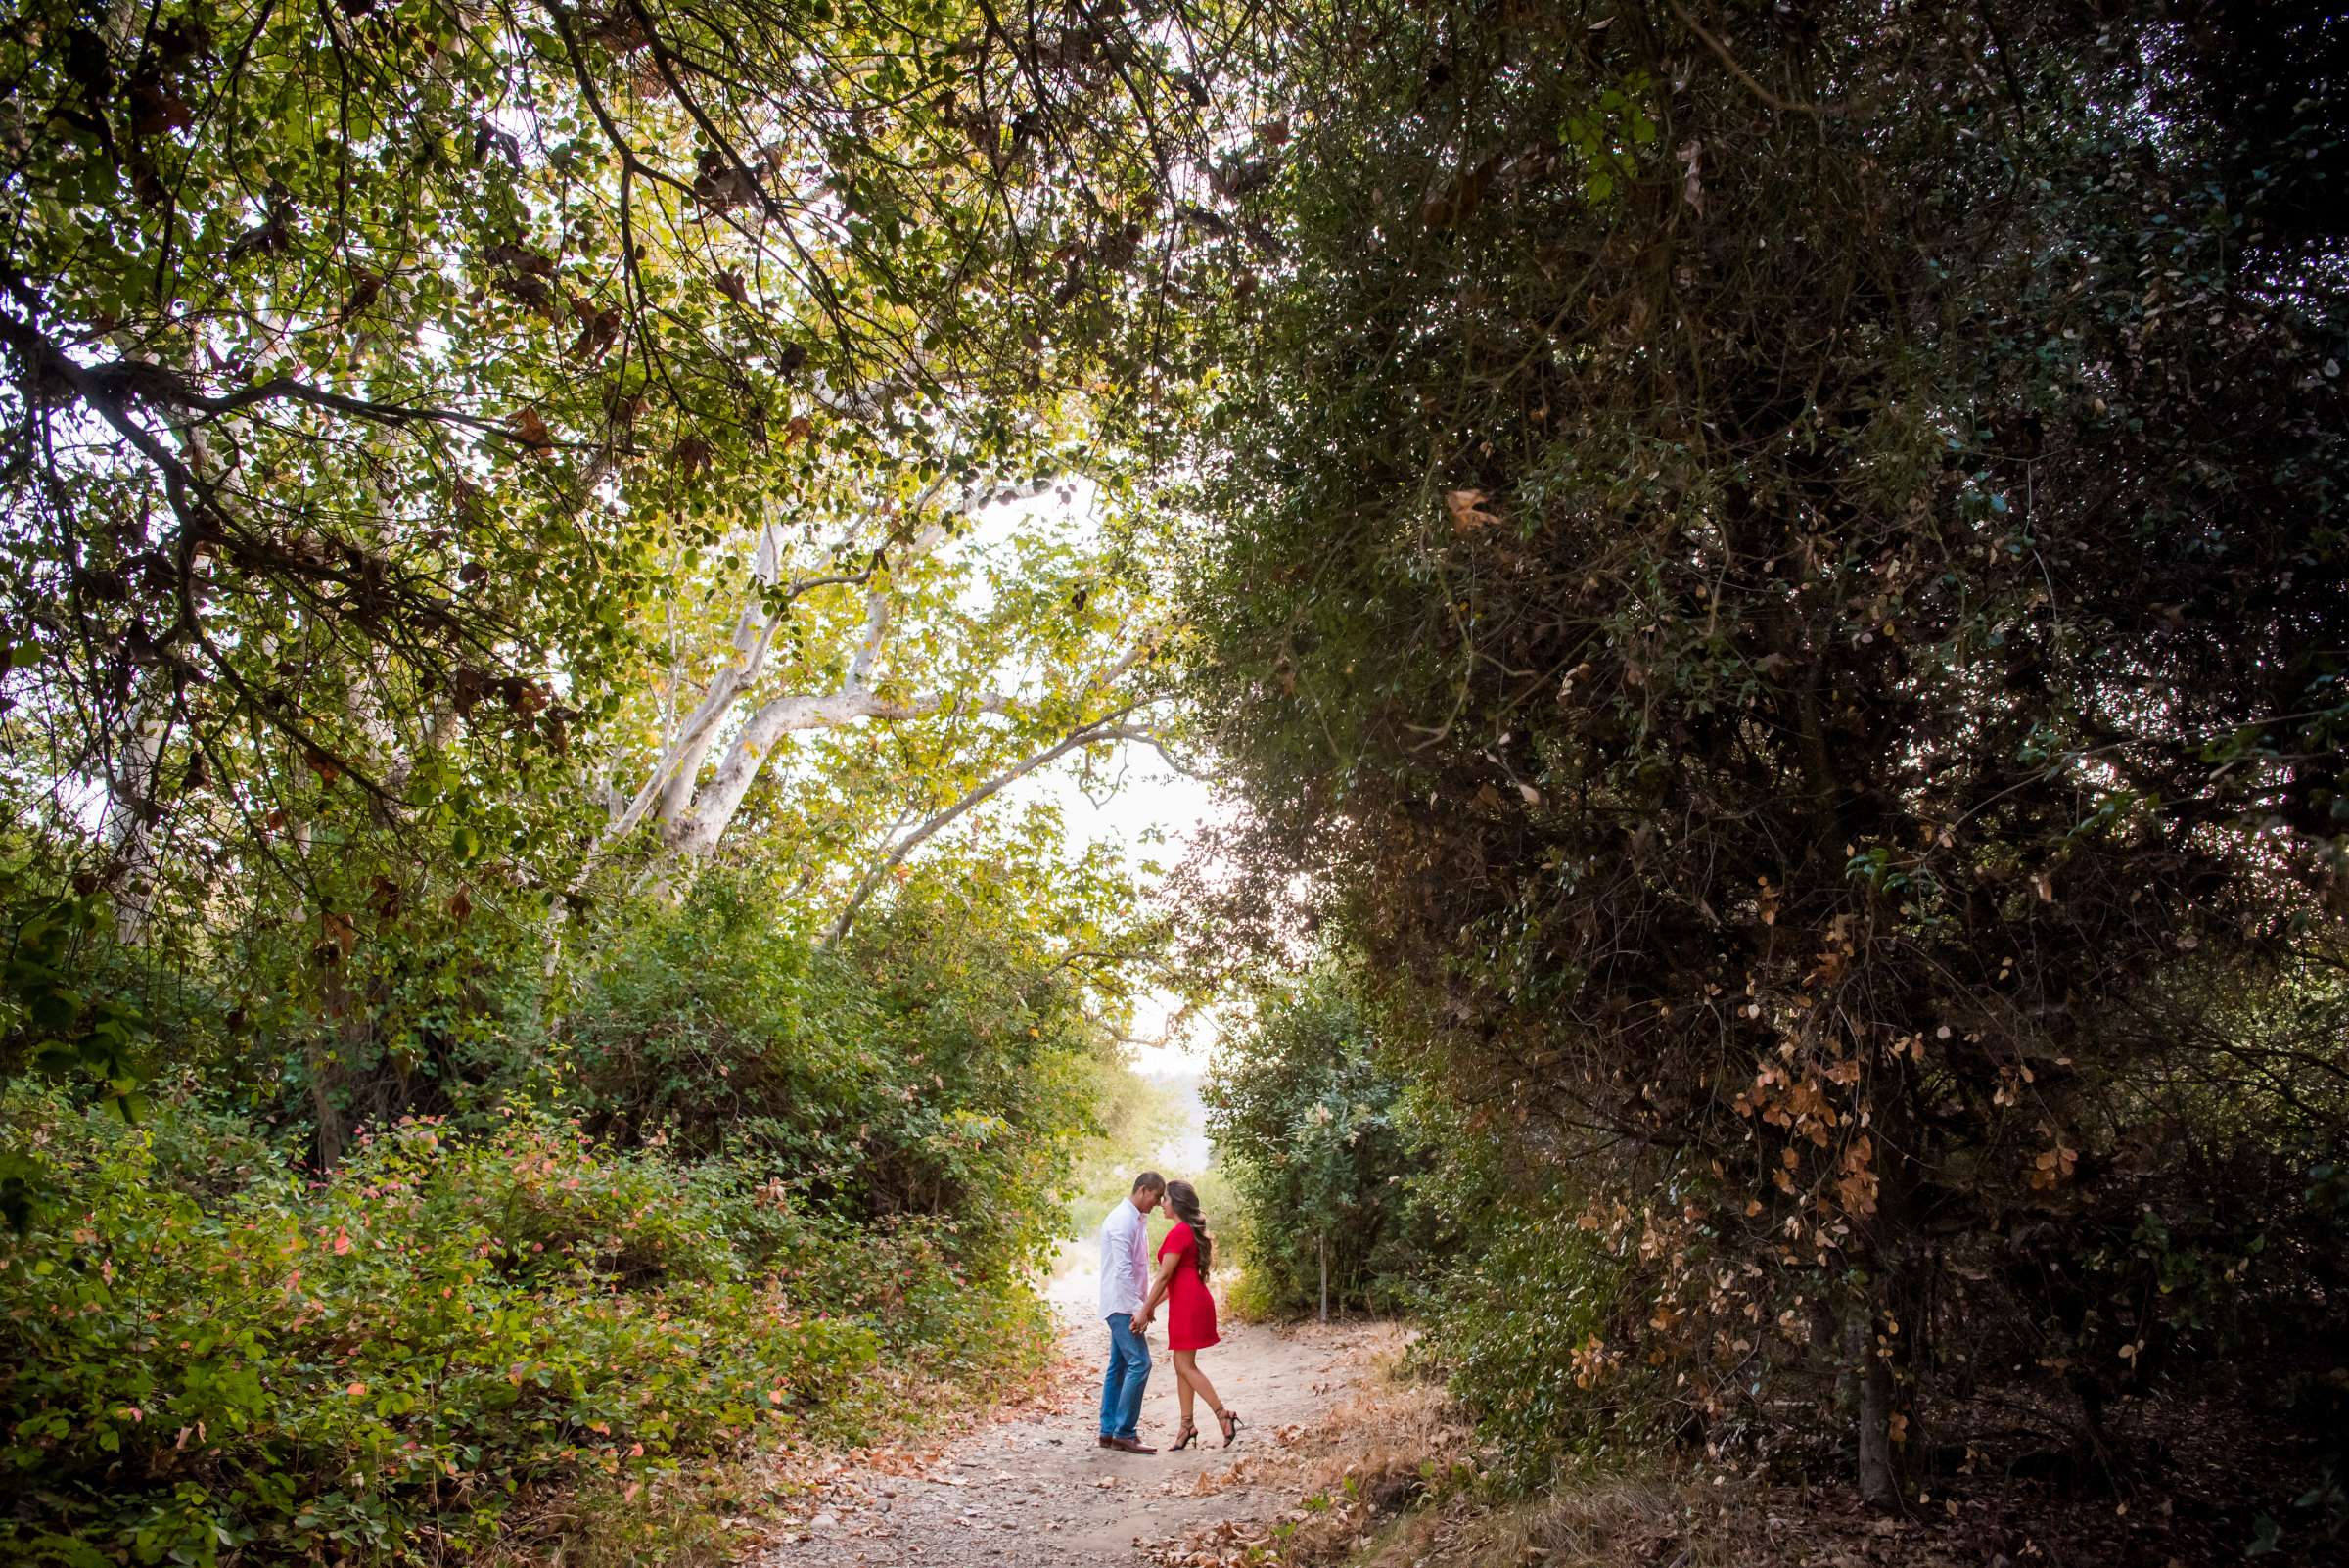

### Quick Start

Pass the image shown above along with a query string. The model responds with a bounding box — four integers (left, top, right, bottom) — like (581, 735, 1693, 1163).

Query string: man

(1097, 1170, 1164, 1453)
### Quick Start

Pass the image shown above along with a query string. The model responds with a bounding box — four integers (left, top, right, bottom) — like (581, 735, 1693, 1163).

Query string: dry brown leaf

(509, 406, 553, 451)
(1444, 487, 1502, 532)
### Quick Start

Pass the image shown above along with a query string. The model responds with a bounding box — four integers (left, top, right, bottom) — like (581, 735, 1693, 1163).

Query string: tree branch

(822, 715, 1159, 947)
(1665, 0, 1847, 117)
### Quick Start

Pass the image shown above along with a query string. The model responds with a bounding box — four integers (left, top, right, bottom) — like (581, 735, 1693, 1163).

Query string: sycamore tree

(0, 0, 1223, 1130)
(576, 468, 1176, 925)
(0, 0, 1209, 896)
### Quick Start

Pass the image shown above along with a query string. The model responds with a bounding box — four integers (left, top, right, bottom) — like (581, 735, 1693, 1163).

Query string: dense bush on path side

(0, 864, 1120, 1564)
(564, 872, 1112, 1300)
(1205, 965, 1453, 1319)
(1170, 0, 2349, 1538)
(0, 1096, 884, 1566)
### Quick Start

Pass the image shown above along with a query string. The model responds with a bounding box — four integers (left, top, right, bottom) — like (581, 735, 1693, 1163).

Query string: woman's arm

(1134, 1251, 1181, 1326)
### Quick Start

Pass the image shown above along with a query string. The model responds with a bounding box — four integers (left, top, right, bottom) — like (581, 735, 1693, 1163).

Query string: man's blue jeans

(1099, 1313, 1150, 1440)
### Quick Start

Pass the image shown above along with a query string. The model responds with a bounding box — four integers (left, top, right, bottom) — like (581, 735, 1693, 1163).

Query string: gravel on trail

(752, 1301, 1397, 1568)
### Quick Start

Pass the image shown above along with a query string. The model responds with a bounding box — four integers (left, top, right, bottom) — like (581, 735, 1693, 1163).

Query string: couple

(1096, 1172, 1242, 1454)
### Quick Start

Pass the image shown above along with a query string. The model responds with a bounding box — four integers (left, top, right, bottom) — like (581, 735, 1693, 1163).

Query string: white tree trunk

(94, 311, 215, 944)
(666, 687, 1015, 859)
(553, 474, 1148, 969)
(99, 697, 172, 943)
(595, 503, 990, 872)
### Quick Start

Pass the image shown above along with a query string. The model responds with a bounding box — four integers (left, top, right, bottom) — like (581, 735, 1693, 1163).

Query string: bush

(0, 1090, 878, 1567)
(0, 853, 1111, 1564)
(1206, 965, 1453, 1317)
(565, 872, 1106, 1287)
(1217, 1256, 1282, 1325)
(1058, 1066, 1188, 1244)
(1421, 1193, 1655, 1491)
(1172, 0, 2349, 1511)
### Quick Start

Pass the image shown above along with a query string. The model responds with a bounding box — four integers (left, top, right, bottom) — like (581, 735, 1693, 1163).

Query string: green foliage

(0, 0, 1201, 1561)
(1206, 965, 1451, 1316)
(0, 857, 152, 1129)
(0, 841, 1112, 1560)
(1423, 1195, 1650, 1492)
(566, 868, 1111, 1280)
(0, 0, 1209, 913)
(0, 785, 1136, 1558)
(1059, 1067, 1188, 1243)
(0, 494, 1155, 1558)
(0, 1091, 883, 1566)
(1172, 0, 2349, 1509)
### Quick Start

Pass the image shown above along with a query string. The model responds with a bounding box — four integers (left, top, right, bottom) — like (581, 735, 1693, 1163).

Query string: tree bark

(1855, 1303, 1901, 1510)
(668, 688, 1018, 860)
(594, 513, 965, 866)
(99, 695, 173, 943)
(544, 481, 1139, 982)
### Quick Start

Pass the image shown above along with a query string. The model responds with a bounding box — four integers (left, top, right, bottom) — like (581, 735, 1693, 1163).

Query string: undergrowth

(0, 1088, 1049, 1566)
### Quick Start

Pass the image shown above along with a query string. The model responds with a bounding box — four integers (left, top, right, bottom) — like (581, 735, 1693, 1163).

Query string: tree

(1174, 0, 2349, 1506)
(0, 0, 1222, 1157)
(0, 0, 1209, 944)
(580, 474, 1173, 900)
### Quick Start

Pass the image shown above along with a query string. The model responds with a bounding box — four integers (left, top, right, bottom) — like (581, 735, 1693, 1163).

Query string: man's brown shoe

(1104, 1436, 1156, 1453)
(1097, 1436, 1115, 1449)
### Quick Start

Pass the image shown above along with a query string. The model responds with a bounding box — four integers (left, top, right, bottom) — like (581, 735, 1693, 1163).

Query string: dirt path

(753, 1292, 1398, 1568)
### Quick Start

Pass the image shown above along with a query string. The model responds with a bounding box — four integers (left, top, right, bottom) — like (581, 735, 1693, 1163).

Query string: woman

(1135, 1178, 1242, 1449)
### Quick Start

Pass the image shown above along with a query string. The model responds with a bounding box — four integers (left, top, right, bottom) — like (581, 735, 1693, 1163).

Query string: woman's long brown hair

(1164, 1179, 1213, 1282)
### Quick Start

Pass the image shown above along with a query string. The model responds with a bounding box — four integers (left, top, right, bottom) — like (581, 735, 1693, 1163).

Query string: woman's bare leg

(1173, 1350, 1197, 1431)
(1173, 1350, 1223, 1416)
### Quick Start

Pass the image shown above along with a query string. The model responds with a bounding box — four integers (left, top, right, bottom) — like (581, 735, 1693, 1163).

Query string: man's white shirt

(1097, 1198, 1149, 1319)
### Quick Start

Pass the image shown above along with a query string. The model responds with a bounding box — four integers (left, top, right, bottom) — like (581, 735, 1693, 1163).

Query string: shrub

(1173, 0, 2349, 1510)
(565, 873, 1106, 1287)
(0, 1090, 877, 1566)
(1059, 1067, 1189, 1244)
(1218, 1257, 1282, 1325)
(1422, 1194, 1656, 1491)
(1206, 965, 1453, 1316)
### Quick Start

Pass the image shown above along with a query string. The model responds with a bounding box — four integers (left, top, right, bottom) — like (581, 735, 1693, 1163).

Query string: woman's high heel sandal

(1170, 1424, 1199, 1451)
(1217, 1408, 1242, 1447)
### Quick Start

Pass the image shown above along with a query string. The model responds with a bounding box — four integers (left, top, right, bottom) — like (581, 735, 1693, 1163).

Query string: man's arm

(1128, 1222, 1157, 1326)
(1098, 1212, 1118, 1275)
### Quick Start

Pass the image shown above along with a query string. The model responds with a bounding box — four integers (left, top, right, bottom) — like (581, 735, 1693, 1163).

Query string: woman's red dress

(1158, 1221, 1220, 1351)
